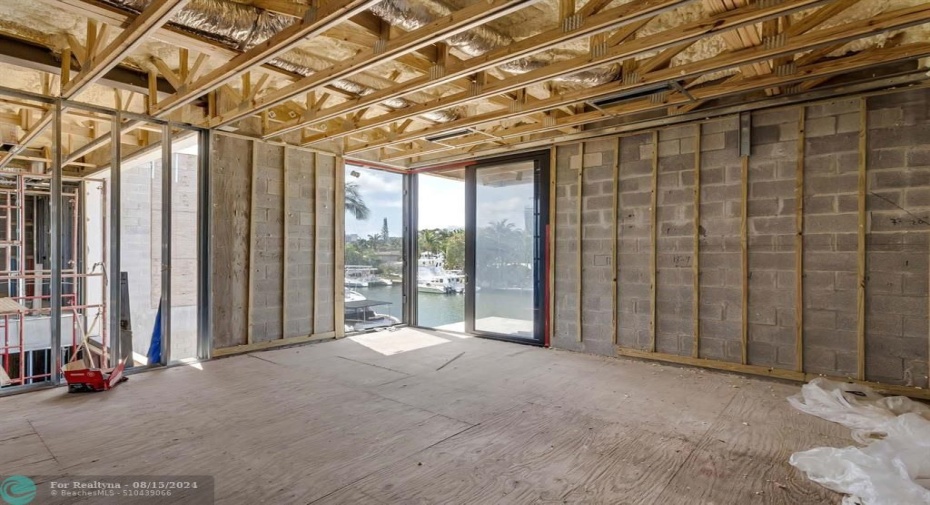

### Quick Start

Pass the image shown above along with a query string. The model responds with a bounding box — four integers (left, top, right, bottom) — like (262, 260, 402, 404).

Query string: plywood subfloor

(0, 328, 847, 504)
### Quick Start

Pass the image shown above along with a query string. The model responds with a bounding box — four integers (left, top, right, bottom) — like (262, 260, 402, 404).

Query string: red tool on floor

(61, 313, 128, 393)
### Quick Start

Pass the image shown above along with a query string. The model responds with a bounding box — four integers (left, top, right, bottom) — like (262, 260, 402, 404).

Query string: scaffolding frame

(0, 173, 108, 386)
(0, 86, 211, 395)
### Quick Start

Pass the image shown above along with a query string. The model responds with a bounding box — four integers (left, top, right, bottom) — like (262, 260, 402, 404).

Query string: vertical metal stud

(160, 123, 172, 365)
(50, 100, 63, 383)
(109, 112, 122, 368)
(198, 129, 212, 360)
(403, 173, 417, 326)
(739, 111, 752, 158)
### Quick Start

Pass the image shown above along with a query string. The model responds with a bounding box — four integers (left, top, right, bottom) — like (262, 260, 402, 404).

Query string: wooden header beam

(62, 0, 190, 99)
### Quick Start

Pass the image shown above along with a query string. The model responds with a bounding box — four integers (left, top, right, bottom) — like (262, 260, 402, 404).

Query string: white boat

(346, 290, 366, 302)
(346, 265, 392, 287)
(344, 300, 400, 331)
(417, 253, 465, 294)
(345, 277, 369, 288)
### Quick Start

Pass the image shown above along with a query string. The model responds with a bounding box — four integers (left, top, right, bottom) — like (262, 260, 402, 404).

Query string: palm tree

(345, 182, 370, 220)
(419, 229, 442, 255)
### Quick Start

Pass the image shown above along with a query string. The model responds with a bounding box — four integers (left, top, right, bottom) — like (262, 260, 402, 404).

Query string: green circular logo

(0, 476, 35, 505)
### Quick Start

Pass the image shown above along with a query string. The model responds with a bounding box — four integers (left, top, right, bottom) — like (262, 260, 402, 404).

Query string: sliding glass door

(465, 153, 548, 344)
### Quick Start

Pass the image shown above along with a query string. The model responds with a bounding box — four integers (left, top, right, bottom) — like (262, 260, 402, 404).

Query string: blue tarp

(147, 302, 162, 365)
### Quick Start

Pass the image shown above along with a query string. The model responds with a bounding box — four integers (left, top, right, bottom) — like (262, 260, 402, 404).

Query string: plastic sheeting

(788, 378, 930, 504)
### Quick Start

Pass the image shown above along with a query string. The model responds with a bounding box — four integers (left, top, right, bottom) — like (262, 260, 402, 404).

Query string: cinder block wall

(552, 87, 930, 392)
(210, 135, 340, 352)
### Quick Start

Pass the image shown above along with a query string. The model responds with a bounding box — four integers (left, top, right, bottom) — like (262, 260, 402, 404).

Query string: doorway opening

(411, 152, 549, 345)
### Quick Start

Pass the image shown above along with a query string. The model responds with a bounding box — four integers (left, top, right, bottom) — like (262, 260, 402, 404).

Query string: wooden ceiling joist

(302, 0, 835, 148)
(61, 0, 190, 99)
(151, 0, 380, 117)
(265, 0, 693, 139)
(210, 0, 540, 127)
(341, 2, 930, 155)
(0, 109, 55, 170)
(404, 46, 930, 163)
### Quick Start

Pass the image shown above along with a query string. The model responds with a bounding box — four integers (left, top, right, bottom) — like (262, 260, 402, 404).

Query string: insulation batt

(99, 0, 460, 122)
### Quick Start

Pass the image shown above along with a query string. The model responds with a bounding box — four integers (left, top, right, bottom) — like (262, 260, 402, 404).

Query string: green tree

(345, 182, 369, 220)
(444, 229, 465, 270)
(419, 228, 443, 255)
(381, 217, 389, 242)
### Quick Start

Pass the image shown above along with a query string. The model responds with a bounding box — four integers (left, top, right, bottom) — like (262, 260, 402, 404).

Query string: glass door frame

(464, 151, 549, 345)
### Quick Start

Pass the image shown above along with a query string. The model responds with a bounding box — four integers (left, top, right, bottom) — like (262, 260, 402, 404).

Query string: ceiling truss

(0, 0, 923, 170)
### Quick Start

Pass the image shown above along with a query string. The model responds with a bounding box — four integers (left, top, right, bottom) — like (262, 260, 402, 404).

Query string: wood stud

(692, 125, 701, 358)
(650, 131, 658, 352)
(611, 137, 620, 345)
(282, 148, 289, 339)
(313, 152, 321, 334)
(247, 140, 258, 345)
(857, 97, 867, 380)
(577, 141, 584, 342)
(740, 155, 749, 365)
(335, 156, 346, 337)
(548, 147, 557, 346)
(795, 107, 805, 372)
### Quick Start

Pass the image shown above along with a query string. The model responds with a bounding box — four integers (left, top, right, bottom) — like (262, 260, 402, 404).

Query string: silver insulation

(99, 0, 617, 126)
(371, 0, 619, 85)
(99, 0, 460, 122)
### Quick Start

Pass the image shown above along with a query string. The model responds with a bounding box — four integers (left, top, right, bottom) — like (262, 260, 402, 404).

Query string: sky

(345, 165, 534, 238)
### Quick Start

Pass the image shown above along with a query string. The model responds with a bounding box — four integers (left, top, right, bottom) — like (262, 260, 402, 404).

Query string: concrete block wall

(553, 143, 580, 350)
(211, 135, 251, 349)
(252, 144, 285, 343)
(865, 88, 930, 386)
(697, 117, 743, 363)
(211, 137, 339, 352)
(656, 125, 697, 356)
(285, 149, 315, 338)
(617, 133, 654, 350)
(747, 108, 799, 370)
(801, 99, 860, 376)
(580, 138, 618, 356)
(314, 154, 337, 335)
(120, 159, 160, 356)
(551, 86, 930, 391)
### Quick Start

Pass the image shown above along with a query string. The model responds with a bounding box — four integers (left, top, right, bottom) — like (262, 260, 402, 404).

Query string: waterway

(348, 283, 534, 329)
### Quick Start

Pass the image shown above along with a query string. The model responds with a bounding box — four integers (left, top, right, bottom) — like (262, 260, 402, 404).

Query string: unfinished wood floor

(0, 328, 846, 504)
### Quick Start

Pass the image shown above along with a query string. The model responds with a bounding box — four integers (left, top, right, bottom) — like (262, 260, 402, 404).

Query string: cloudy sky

(344, 165, 533, 238)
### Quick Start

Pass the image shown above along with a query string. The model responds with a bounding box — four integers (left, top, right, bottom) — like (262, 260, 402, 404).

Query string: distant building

(524, 205, 534, 232)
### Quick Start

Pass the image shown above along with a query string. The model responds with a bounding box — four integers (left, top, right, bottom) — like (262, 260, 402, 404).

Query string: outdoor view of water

(349, 283, 533, 329)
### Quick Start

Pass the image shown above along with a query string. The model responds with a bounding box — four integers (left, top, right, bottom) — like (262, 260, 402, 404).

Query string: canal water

(349, 283, 533, 328)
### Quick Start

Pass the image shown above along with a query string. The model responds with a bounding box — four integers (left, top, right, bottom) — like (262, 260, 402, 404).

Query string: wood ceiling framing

(0, 0, 926, 171)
